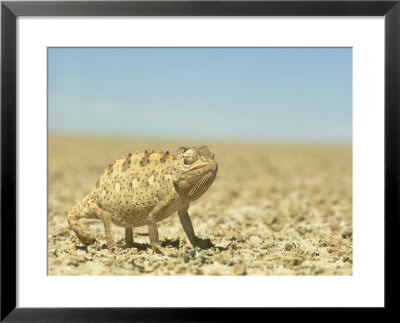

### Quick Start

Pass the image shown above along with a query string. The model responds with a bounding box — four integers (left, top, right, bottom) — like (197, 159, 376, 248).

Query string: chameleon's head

(172, 146, 218, 201)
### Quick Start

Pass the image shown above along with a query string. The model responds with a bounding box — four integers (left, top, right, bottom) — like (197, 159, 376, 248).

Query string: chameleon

(67, 146, 218, 253)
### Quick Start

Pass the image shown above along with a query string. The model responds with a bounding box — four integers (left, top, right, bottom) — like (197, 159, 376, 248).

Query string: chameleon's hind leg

(86, 200, 116, 249)
(125, 228, 134, 247)
(124, 228, 148, 250)
(67, 203, 95, 245)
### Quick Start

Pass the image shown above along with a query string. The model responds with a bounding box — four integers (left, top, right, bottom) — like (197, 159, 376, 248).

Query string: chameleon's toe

(80, 236, 95, 245)
(151, 244, 163, 255)
(194, 237, 214, 249)
(107, 240, 117, 249)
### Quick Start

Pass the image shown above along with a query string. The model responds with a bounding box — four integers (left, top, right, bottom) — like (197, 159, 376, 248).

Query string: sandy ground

(48, 135, 352, 275)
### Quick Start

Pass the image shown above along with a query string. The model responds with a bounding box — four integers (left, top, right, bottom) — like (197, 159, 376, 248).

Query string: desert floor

(48, 135, 352, 275)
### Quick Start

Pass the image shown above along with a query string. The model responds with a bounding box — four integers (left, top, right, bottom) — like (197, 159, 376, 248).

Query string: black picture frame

(1, 0, 398, 321)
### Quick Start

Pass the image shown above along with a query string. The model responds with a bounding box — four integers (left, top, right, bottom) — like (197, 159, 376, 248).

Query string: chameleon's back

(89, 151, 177, 227)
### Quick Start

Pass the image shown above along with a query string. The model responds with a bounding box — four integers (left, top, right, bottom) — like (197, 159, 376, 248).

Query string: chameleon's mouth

(190, 164, 207, 171)
(190, 161, 218, 173)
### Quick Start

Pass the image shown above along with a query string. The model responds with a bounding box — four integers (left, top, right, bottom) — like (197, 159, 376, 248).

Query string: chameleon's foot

(107, 240, 117, 249)
(124, 242, 148, 251)
(76, 234, 95, 245)
(151, 244, 163, 255)
(82, 237, 96, 245)
(194, 237, 214, 249)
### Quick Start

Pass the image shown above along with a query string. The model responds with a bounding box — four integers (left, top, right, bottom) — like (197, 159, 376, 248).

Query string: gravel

(48, 135, 352, 276)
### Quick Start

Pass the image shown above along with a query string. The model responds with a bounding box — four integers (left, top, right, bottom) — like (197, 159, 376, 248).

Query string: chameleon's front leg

(178, 204, 213, 249)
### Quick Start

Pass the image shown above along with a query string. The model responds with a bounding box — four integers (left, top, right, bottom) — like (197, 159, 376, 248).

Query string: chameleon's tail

(67, 202, 95, 245)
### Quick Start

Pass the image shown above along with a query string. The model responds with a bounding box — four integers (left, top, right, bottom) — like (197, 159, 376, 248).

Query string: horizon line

(48, 131, 352, 147)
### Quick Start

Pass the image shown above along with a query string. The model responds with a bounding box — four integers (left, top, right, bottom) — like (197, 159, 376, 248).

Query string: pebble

(341, 230, 352, 239)
(249, 236, 262, 245)
(231, 263, 247, 275)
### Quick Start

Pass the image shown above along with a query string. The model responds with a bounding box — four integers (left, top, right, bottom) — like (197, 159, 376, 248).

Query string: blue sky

(48, 47, 352, 143)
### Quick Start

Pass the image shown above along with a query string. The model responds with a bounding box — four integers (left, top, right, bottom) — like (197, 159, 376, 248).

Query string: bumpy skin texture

(67, 146, 218, 253)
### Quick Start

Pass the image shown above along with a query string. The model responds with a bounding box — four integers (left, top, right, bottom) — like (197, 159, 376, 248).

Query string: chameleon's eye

(197, 146, 214, 159)
(183, 149, 198, 165)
